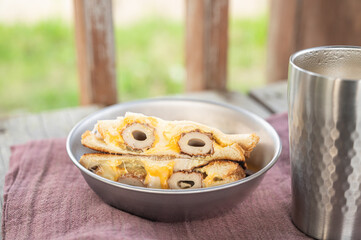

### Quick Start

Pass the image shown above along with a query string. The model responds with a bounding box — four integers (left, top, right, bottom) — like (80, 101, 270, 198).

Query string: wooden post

(73, 0, 117, 105)
(185, 0, 229, 92)
(266, 0, 298, 84)
(267, 0, 361, 83)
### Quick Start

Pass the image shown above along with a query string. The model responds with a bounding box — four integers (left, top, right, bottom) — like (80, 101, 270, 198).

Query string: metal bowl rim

(66, 97, 282, 195)
(289, 45, 361, 81)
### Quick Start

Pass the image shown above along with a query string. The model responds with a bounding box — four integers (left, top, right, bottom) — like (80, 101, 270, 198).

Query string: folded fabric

(1, 112, 310, 240)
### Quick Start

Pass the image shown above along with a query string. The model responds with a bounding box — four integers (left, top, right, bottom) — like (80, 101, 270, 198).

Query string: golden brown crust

(79, 153, 147, 181)
(82, 112, 259, 162)
(81, 130, 247, 162)
(193, 160, 245, 188)
(238, 133, 260, 158)
(80, 153, 246, 189)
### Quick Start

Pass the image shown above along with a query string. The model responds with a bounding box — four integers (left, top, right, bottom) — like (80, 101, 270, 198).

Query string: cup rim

(289, 45, 361, 81)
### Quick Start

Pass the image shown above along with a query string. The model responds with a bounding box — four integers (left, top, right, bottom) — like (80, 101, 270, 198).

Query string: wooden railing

(267, 0, 361, 83)
(73, 0, 230, 106)
(74, 0, 117, 105)
(73, 0, 361, 106)
(185, 0, 228, 92)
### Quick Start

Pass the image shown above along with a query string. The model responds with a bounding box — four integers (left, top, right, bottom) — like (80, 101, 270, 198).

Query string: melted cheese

(105, 132, 122, 147)
(213, 143, 222, 151)
(142, 160, 174, 189)
(97, 122, 123, 147)
(102, 113, 229, 152)
(117, 114, 159, 130)
(94, 160, 128, 181)
(164, 134, 181, 153)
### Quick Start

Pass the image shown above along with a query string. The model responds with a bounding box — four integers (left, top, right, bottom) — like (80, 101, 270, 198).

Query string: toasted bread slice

(81, 112, 259, 162)
(80, 153, 245, 189)
(194, 160, 245, 188)
(80, 153, 147, 183)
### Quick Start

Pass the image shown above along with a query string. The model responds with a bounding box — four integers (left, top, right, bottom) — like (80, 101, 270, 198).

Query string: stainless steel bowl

(66, 98, 281, 222)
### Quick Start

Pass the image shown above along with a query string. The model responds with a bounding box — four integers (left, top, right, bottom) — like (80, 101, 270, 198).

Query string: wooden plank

(179, 90, 271, 119)
(185, 0, 229, 91)
(65, 106, 99, 127)
(0, 147, 10, 188)
(249, 81, 288, 114)
(266, 0, 298, 83)
(267, 0, 361, 83)
(39, 106, 99, 138)
(23, 114, 49, 139)
(296, 0, 361, 48)
(0, 116, 32, 146)
(73, 0, 118, 106)
(0, 120, 10, 146)
(39, 111, 75, 138)
(0, 146, 11, 239)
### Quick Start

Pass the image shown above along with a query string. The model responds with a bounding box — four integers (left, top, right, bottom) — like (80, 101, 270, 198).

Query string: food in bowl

(80, 112, 259, 189)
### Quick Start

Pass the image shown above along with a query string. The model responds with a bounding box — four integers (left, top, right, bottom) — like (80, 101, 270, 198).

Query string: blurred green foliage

(0, 20, 78, 114)
(228, 15, 268, 91)
(0, 16, 267, 115)
(115, 18, 184, 101)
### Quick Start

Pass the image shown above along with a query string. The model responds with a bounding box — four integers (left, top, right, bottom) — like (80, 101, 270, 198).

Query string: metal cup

(288, 46, 361, 239)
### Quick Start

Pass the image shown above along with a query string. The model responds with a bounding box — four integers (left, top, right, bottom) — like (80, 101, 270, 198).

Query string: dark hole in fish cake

(132, 130, 147, 141)
(177, 180, 195, 189)
(213, 177, 223, 181)
(188, 138, 206, 147)
(90, 165, 100, 172)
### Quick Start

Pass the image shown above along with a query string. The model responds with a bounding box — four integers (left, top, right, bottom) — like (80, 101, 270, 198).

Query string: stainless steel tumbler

(288, 46, 361, 239)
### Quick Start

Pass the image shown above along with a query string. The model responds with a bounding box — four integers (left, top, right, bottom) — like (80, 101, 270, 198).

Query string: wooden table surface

(0, 82, 287, 237)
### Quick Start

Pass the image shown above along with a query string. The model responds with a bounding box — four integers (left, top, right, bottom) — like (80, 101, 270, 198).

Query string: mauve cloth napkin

(2, 112, 310, 240)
